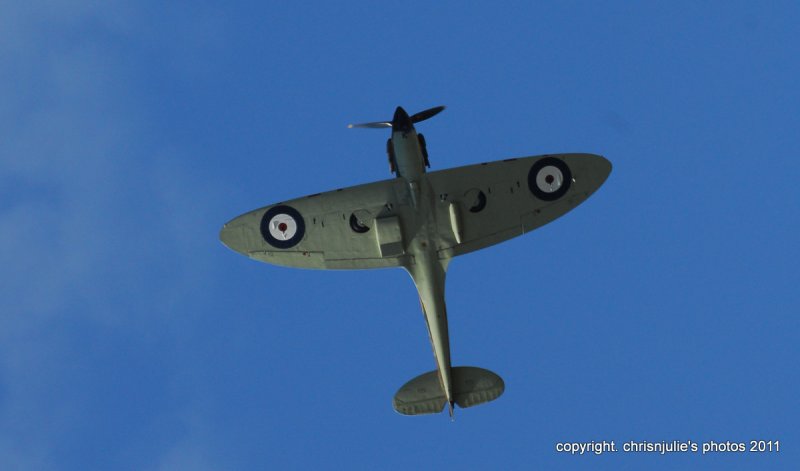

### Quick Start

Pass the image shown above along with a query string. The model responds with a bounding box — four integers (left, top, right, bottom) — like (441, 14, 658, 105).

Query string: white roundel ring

(535, 165, 564, 193)
(268, 213, 298, 240)
(528, 157, 572, 201)
(260, 205, 305, 249)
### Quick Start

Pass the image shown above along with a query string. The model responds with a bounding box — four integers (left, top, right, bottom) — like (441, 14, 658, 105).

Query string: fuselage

(389, 106, 454, 413)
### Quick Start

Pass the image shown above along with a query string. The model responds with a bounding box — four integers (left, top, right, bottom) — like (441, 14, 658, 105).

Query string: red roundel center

(545, 174, 555, 184)
(278, 222, 288, 232)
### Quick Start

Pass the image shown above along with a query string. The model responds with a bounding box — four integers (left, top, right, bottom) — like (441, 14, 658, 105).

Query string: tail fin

(392, 367, 505, 416)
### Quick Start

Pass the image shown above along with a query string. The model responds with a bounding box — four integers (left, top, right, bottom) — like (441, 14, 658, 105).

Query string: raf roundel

(260, 205, 306, 249)
(528, 157, 572, 201)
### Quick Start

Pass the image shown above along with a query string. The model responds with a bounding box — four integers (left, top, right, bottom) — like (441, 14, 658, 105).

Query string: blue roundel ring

(528, 157, 572, 201)
(260, 205, 306, 249)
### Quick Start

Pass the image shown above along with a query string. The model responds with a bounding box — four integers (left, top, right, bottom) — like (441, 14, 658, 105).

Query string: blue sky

(2, 1, 798, 470)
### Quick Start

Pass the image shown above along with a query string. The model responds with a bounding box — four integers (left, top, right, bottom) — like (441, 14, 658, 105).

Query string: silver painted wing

(220, 178, 410, 270)
(426, 153, 612, 259)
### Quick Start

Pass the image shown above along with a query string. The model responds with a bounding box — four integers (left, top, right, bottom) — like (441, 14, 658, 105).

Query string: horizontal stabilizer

(393, 370, 446, 415)
(393, 366, 504, 415)
(452, 367, 505, 409)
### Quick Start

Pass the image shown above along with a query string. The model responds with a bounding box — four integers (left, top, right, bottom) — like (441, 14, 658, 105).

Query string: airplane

(219, 106, 612, 417)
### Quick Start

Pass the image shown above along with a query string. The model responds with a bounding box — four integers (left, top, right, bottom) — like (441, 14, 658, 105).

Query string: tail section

(392, 367, 505, 416)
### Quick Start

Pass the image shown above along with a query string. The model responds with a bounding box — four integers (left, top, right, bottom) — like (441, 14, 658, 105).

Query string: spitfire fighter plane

(220, 106, 611, 417)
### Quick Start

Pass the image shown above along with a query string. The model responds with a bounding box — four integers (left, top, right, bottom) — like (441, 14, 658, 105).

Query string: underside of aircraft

(220, 106, 612, 417)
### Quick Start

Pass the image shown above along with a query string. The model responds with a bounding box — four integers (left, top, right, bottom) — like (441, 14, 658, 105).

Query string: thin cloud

(1, 3, 230, 469)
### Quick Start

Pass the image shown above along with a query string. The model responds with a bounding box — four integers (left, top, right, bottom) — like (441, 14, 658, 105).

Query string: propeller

(348, 105, 445, 129)
(410, 105, 445, 124)
(347, 121, 392, 129)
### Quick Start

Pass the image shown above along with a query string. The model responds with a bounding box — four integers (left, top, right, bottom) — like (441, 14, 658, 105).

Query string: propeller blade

(348, 106, 445, 129)
(410, 105, 445, 124)
(347, 121, 392, 129)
